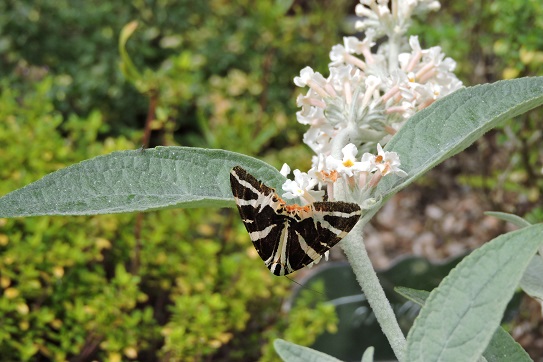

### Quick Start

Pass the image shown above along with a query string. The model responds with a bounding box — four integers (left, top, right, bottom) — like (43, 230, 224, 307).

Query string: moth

(230, 166, 361, 276)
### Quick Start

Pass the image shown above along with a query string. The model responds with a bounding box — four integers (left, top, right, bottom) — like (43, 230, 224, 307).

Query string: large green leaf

(369, 77, 543, 214)
(395, 287, 532, 362)
(0, 147, 284, 217)
(405, 224, 543, 361)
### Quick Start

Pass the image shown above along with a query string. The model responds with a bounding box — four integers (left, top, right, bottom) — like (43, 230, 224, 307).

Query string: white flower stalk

(281, 0, 458, 208)
(289, 0, 460, 205)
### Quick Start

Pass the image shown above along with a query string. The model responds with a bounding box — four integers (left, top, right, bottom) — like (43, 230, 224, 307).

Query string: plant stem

(331, 123, 406, 359)
(340, 222, 406, 361)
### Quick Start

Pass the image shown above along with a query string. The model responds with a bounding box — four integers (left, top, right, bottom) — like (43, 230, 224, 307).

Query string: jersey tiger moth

(230, 166, 361, 276)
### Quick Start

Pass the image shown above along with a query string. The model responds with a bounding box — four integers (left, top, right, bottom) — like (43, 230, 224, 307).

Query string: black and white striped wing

(230, 166, 362, 276)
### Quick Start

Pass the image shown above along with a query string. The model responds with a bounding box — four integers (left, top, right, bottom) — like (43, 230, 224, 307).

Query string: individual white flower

(413, 0, 441, 14)
(280, 163, 291, 177)
(326, 143, 372, 177)
(360, 152, 377, 172)
(330, 44, 367, 70)
(294, 66, 315, 87)
(281, 169, 324, 203)
(309, 154, 338, 183)
(296, 105, 326, 126)
(385, 100, 416, 118)
(374, 143, 408, 177)
(294, 66, 327, 88)
(397, 0, 418, 23)
(296, 89, 326, 110)
(361, 75, 382, 108)
(343, 36, 367, 55)
(302, 122, 336, 155)
(399, 36, 423, 72)
(329, 44, 349, 67)
(294, 67, 331, 99)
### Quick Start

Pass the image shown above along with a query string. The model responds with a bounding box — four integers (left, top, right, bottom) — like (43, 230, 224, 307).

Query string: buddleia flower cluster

(281, 0, 463, 207)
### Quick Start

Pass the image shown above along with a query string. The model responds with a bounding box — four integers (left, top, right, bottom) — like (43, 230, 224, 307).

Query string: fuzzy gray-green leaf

(0, 146, 284, 217)
(274, 339, 343, 362)
(520, 255, 543, 304)
(395, 287, 531, 362)
(406, 224, 543, 361)
(485, 211, 532, 228)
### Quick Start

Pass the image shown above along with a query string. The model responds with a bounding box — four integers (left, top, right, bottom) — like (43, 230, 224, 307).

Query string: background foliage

(0, 0, 541, 360)
(410, 0, 543, 222)
(0, 0, 348, 360)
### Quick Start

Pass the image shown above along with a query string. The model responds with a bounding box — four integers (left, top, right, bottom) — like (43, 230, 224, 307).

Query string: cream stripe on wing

(231, 170, 261, 195)
(249, 224, 276, 241)
(296, 232, 321, 261)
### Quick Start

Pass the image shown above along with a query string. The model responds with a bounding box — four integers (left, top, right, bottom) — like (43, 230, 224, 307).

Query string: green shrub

(410, 0, 543, 83)
(0, 71, 335, 361)
(0, 0, 351, 147)
(0, 1, 360, 359)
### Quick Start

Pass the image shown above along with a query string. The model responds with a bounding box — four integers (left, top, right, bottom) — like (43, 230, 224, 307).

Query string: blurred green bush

(0, 0, 350, 165)
(410, 0, 543, 83)
(0, 75, 338, 361)
(0, 0, 350, 360)
(411, 0, 543, 220)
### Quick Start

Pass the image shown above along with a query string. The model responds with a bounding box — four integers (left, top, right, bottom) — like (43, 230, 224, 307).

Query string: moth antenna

(284, 275, 325, 297)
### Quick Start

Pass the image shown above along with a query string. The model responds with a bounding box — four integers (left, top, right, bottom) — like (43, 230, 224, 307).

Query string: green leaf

(394, 287, 430, 306)
(405, 224, 543, 361)
(275, 0, 294, 15)
(118, 21, 142, 84)
(483, 327, 533, 362)
(274, 339, 343, 362)
(396, 287, 532, 362)
(484, 211, 532, 228)
(483, 213, 543, 305)
(360, 347, 374, 362)
(520, 255, 543, 304)
(0, 146, 285, 217)
(374, 77, 543, 203)
(480, 213, 543, 307)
